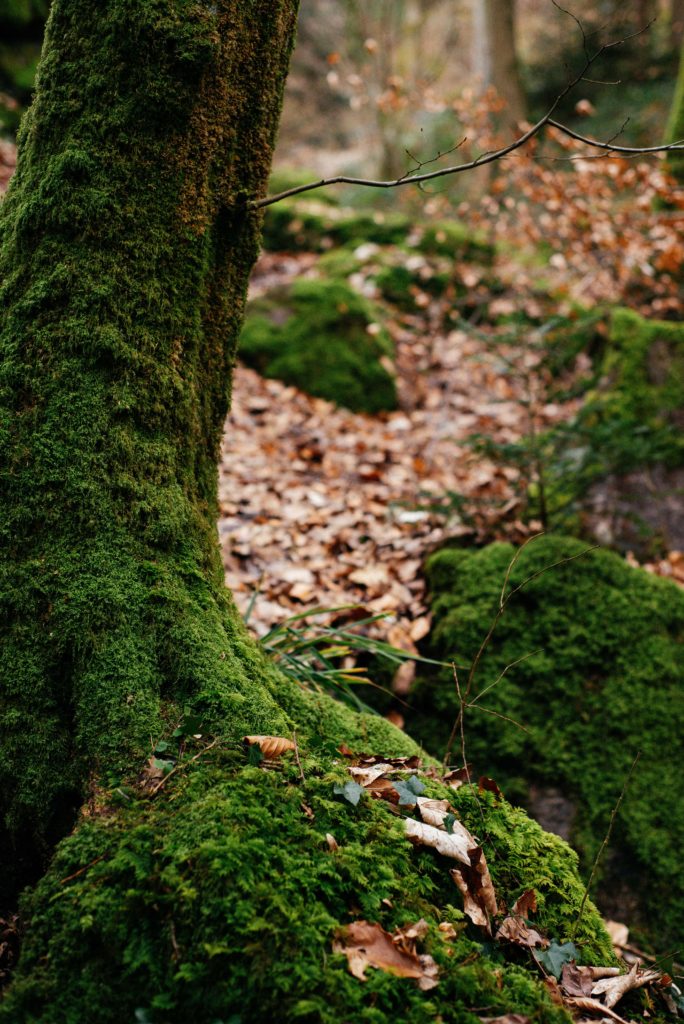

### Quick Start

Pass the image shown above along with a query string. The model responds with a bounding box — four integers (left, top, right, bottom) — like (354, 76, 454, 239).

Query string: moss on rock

(239, 277, 398, 413)
(261, 197, 412, 253)
(411, 536, 684, 951)
(414, 221, 494, 264)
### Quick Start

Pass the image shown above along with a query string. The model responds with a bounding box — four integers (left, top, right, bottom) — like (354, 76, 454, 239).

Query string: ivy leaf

(444, 812, 457, 834)
(333, 780, 365, 806)
(151, 757, 174, 774)
(533, 940, 578, 979)
(393, 775, 426, 806)
(153, 740, 171, 754)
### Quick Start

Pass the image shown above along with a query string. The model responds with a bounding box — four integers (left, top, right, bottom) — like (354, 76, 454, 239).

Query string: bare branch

(249, 20, 677, 210)
(548, 119, 684, 155)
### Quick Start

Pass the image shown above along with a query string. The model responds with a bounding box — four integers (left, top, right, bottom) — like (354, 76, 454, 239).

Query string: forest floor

(220, 246, 683, 665)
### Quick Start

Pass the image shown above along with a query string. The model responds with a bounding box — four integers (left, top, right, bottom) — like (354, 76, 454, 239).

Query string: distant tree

(472, 0, 526, 127)
(666, 35, 684, 178)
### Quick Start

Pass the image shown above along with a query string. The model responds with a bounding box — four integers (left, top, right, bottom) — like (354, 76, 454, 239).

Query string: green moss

(553, 308, 684, 492)
(414, 221, 494, 264)
(261, 197, 412, 252)
(412, 536, 684, 951)
(239, 278, 398, 413)
(1, 673, 611, 1022)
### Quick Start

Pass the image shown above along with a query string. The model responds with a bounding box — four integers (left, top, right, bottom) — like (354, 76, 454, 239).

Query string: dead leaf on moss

(478, 776, 503, 800)
(496, 915, 548, 950)
(591, 963, 662, 1009)
(511, 889, 537, 918)
(438, 921, 457, 940)
(560, 963, 595, 998)
(349, 763, 395, 786)
(415, 796, 451, 828)
(480, 1015, 531, 1024)
(333, 920, 439, 990)
(443, 765, 474, 790)
(243, 735, 296, 758)
(604, 920, 629, 948)
(326, 833, 339, 851)
(405, 815, 471, 863)
(565, 995, 630, 1023)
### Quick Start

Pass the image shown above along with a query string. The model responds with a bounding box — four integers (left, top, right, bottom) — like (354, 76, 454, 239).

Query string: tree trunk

(673, 0, 684, 49)
(0, 0, 299, 900)
(666, 37, 684, 179)
(472, 0, 527, 128)
(0, 3, 613, 1020)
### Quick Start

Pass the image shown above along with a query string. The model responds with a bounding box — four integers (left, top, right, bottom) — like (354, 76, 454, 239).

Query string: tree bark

(666, 36, 684, 179)
(0, 0, 299, 900)
(472, 0, 527, 128)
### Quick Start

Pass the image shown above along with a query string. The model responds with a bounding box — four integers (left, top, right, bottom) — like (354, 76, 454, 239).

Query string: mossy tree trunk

(666, 36, 684, 180)
(0, 0, 299, 899)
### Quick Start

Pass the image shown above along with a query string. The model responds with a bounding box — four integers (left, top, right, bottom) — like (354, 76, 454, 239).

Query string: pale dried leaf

(326, 833, 339, 851)
(604, 920, 629, 948)
(405, 816, 471, 864)
(561, 962, 595, 997)
(243, 735, 296, 758)
(591, 964, 662, 1009)
(566, 996, 630, 1024)
(349, 764, 394, 786)
(415, 796, 452, 828)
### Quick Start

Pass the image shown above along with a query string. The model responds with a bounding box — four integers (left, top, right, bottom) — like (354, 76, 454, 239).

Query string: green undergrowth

(2, 670, 612, 1023)
(411, 536, 684, 952)
(239, 277, 398, 413)
(262, 196, 412, 253)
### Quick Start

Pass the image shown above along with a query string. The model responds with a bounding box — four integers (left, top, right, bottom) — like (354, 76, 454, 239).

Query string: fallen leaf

(326, 833, 339, 851)
(604, 919, 629, 949)
(561, 962, 595, 997)
(591, 963, 662, 1009)
(565, 996, 630, 1024)
(349, 763, 395, 786)
(496, 915, 548, 950)
(480, 1016, 531, 1024)
(416, 796, 452, 827)
(405, 817, 471, 863)
(333, 920, 439, 990)
(438, 921, 457, 939)
(443, 765, 474, 789)
(511, 889, 537, 918)
(479, 776, 503, 800)
(243, 735, 296, 758)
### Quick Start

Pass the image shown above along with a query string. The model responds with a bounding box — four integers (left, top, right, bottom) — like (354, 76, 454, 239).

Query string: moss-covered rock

(414, 221, 494, 264)
(1, 666, 613, 1023)
(261, 197, 412, 253)
(239, 278, 398, 413)
(411, 536, 684, 951)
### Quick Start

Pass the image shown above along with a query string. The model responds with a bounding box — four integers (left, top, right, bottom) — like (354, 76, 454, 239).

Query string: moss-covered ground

(411, 535, 684, 951)
(2, 659, 614, 1023)
(239, 277, 398, 413)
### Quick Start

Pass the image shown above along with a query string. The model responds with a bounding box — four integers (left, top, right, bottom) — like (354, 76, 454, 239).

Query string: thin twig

(150, 738, 219, 797)
(549, 119, 684, 155)
(465, 704, 530, 733)
(573, 751, 641, 939)
(60, 855, 105, 886)
(293, 730, 305, 783)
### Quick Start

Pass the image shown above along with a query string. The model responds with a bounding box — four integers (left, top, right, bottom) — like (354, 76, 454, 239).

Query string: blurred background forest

(2, 0, 684, 959)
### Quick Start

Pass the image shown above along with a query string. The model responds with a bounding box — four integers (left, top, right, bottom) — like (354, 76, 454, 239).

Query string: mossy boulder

(261, 197, 412, 253)
(414, 220, 494, 264)
(571, 309, 684, 551)
(239, 278, 398, 413)
(2, 666, 613, 1023)
(411, 536, 684, 951)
